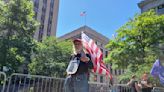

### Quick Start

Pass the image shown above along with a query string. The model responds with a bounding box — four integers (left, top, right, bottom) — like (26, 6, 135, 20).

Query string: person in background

(127, 75, 139, 92)
(64, 39, 94, 92)
(138, 73, 153, 92)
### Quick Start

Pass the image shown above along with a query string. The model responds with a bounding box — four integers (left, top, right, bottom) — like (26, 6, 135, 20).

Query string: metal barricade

(4, 73, 112, 92)
(3, 72, 164, 92)
(111, 84, 131, 92)
(0, 72, 6, 92)
(5, 73, 65, 92)
(152, 87, 164, 92)
(89, 82, 110, 92)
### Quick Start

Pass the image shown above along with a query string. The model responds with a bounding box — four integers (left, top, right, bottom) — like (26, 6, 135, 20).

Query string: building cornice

(58, 26, 109, 44)
(138, 0, 154, 9)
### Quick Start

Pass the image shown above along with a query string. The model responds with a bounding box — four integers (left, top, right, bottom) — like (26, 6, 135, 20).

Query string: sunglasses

(74, 43, 82, 46)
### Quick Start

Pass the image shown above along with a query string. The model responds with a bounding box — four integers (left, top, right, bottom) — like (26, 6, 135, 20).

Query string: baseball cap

(73, 39, 82, 43)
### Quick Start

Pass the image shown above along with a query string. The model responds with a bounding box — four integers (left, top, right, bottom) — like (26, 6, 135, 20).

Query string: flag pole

(84, 11, 87, 33)
(84, 12, 87, 26)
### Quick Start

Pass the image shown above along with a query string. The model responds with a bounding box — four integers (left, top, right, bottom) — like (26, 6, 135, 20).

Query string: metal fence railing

(111, 84, 131, 92)
(152, 87, 164, 92)
(5, 73, 65, 92)
(0, 72, 6, 92)
(89, 82, 110, 92)
(0, 72, 164, 92)
(111, 84, 164, 92)
(3, 73, 110, 92)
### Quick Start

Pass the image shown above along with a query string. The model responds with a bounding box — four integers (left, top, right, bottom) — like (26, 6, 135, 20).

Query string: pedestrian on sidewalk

(138, 73, 153, 92)
(127, 75, 140, 92)
(64, 39, 94, 92)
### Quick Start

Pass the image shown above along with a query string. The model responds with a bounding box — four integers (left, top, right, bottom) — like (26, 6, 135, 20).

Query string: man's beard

(75, 48, 82, 54)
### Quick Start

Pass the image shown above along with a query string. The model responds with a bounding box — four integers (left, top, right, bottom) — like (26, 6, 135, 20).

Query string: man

(138, 73, 153, 92)
(64, 39, 93, 92)
(127, 75, 139, 92)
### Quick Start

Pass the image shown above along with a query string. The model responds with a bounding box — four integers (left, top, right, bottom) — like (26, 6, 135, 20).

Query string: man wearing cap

(64, 39, 93, 92)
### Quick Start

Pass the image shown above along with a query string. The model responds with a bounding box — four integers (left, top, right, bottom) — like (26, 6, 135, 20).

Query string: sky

(57, 0, 141, 39)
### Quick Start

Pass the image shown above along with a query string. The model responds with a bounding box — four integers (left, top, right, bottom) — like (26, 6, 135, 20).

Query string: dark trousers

(64, 73, 89, 92)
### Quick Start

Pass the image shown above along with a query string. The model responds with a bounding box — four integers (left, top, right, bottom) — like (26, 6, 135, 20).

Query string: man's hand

(80, 57, 90, 62)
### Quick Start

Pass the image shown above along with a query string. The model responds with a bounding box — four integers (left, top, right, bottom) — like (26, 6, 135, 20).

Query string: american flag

(80, 11, 86, 16)
(81, 32, 113, 80)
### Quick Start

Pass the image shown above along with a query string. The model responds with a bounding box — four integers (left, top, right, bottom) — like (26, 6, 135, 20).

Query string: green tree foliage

(0, 0, 6, 25)
(0, 0, 38, 75)
(106, 10, 164, 83)
(29, 37, 72, 78)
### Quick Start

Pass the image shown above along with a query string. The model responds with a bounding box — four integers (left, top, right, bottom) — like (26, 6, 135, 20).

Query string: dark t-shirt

(142, 88, 152, 92)
(71, 53, 93, 75)
(129, 80, 137, 92)
(140, 80, 153, 92)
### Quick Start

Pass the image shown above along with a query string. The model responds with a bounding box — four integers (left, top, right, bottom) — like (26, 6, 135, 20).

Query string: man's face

(74, 41, 82, 50)
(142, 74, 148, 80)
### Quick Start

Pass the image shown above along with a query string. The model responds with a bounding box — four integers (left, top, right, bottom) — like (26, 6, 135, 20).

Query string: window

(110, 68, 113, 74)
(115, 70, 117, 75)
(158, 4, 164, 10)
(42, 6, 46, 13)
(119, 69, 121, 75)
(34, 12, 37, 19)
(109, 63, 113, 74)
(100, 76, 103, 83)
(43, 0, 47, 3)
(100, 48, 104, 60)
(94, 75, 97, 82)
(100, 48, 103, 53)
(38, 29, 43, 42)
(34, 0, 39, 19)
(110, 63, 113, 66)
(157, 4, 164, 14)
(122, 69, 125, 73)
(96, 41, 101, 45)
(95, 41, 97, 45)
(47, 0, 55, 36)
(39, 0, 48, 38)
(47, 30, 51, 36)
(101, 44, 103, 47)
(34, 0, 39, 8)
(105, 51, 108, 58)
(106, 64, 108, 68)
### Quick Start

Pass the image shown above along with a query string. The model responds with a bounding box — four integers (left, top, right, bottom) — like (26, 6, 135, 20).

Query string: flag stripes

(81, 32, 112, 80)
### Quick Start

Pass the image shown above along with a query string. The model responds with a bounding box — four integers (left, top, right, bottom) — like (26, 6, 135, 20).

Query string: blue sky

(57, 0, 141, 39)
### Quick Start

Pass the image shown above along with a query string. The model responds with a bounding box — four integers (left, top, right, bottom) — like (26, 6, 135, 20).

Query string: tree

(28, 37, 72, 78)
(0, 0, 38, 75)
(106, 10, 164, 83)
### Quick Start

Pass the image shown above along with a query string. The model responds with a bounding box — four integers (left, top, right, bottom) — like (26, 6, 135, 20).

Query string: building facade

(138, 0, 164, 14)
(33, 0, 59, 41)
(59, 26, 124, 83)
(4, 0, 59, 41)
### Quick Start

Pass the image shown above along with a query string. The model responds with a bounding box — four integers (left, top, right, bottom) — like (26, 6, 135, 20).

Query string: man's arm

(127, 80, 131, 86)
(144, 83, 152, 88)
(135, 82, 141, 92)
